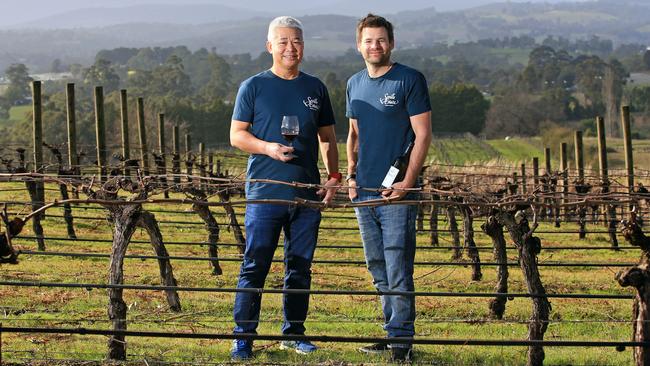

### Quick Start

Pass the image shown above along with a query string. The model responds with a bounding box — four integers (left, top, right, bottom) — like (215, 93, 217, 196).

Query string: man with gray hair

(229, 15, 340, 360)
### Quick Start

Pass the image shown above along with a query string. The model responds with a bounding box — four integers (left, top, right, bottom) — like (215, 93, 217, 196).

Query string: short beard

(365, 54, 391, 67)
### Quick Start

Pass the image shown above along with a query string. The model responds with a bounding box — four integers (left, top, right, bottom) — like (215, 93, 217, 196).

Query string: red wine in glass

(281, 115, 299, 158)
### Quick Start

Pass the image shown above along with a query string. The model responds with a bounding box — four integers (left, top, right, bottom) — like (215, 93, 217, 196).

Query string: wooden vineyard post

(560, 142, 568, 224)
(574, 131, 588, 239)
(120, 90, 130, 177)
(157, 113, 169, 198)
(622, 106, 634, 212)
(66, 83, 79, 178)
(94, 86, 106, 183)
(185, 133, 193, 183)
(137, 97, 149, 176)
(597, 116, 618, 248)
(199, 142, 206, 192)
(172, 125, 181, 185)
(31, 81, 45, 251)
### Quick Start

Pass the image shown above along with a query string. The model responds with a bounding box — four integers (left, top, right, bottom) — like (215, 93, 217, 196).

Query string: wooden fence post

(185, 133, 193, 182)
(137, 97, 149, 176)
(621, 105, 634, 212)
(31, 81, 45, 251)
(597, 116, 618, 248)
(208, 152, 214, 176)
(543, 148, 552, 221)
(94, 86, 106, 183)
(66, 83, 78, 174)
(199, 142, 206, 191)
(157, 113, 168, 198)
(574, 131, 584, 181)
(574, 131, 588, 239)
(119, 90, 130, 177)
(172, 125, 180, 185)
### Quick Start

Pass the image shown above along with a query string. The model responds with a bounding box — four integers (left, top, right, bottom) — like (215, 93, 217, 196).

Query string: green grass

(1, 105, 31, 129)
(486, 137, 544, 163)
(8, 105, 31, 121)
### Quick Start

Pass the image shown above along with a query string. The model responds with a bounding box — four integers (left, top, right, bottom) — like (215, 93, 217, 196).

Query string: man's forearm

(402, 134, 432, 188)
(346, 125, 358, 175)
(321, 141, 339, 174)
(231, 129, 269, 155)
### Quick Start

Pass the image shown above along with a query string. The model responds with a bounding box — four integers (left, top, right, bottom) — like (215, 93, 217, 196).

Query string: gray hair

(267, 16, 303, 41)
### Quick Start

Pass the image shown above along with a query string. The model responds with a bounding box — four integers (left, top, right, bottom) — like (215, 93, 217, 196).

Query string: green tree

(429, 83, 490, 134)
(148, 55, 193, 98)
(643, 50, 650, 70)
(197, 53, 232, 101)
(0, 96, 10, 119)
(83, 59, 120, 93)
(4, 63, 33, 105)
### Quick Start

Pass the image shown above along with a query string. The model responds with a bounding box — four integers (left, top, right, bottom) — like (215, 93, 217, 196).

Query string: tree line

(2, 36, 650, 150)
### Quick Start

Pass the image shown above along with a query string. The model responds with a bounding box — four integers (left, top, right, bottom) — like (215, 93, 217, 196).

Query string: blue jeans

(233, 203, 321, 335)
(354, 194, 417, 347)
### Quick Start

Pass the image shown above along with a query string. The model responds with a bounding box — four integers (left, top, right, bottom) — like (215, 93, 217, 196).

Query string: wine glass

(281, 115, 299, 158)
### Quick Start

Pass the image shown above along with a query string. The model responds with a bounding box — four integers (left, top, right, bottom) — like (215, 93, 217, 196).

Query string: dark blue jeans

(233, 203, 321, 335)
(354, 194, 417, 347)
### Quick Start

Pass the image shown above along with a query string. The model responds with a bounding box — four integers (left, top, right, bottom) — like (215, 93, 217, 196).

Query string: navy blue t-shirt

(346, 63, 431, 197)
(232, 70, 335, 200)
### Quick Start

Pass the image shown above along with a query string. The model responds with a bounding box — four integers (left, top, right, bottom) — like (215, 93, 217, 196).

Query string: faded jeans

(354, 194, 417, 348)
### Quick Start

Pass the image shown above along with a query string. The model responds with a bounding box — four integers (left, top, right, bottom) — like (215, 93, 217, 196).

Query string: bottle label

(381, 166, 400, 188)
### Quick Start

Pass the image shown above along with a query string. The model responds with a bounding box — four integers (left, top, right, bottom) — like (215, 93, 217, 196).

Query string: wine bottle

(381, 141, 414, 188)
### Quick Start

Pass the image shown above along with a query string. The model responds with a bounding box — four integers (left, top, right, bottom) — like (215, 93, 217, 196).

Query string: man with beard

(346, 13, 432, 362)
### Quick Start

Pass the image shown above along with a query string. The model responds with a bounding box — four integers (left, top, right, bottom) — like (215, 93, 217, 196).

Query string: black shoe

(391, 347, 413, 362)
(358, 342, 390, 354)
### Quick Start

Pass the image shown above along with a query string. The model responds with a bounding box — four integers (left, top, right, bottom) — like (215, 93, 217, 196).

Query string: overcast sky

(0, 0, 591, 27)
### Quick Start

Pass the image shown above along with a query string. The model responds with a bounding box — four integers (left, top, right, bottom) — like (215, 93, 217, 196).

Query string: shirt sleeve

(406, 71, 432, 117)
(318, 83, 336, 127)
(231, 79, 255, 123)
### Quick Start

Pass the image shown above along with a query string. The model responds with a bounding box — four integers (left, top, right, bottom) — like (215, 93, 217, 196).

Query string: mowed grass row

(0, 177, 641, 365)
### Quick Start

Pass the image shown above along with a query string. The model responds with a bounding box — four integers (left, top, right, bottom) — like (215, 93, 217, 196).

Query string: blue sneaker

(230, 339, 253, 360)
(280, 340, 318, 354)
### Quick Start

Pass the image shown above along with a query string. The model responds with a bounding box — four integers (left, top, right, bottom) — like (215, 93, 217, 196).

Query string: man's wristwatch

(345, 173, 356, 182)
(328, 172, 343, 182)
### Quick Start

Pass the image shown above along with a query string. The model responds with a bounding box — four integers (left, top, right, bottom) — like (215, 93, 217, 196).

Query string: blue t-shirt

(346, 63, 431, 197)
(232, 70, 335, 200)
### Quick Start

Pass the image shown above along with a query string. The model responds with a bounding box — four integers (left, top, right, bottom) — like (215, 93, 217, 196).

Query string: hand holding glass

(281, 115, 299, 158)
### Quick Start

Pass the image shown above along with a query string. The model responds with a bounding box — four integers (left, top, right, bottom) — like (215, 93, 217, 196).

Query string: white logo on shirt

(379, 93, 399, 107)
(303, 97, 320, 111)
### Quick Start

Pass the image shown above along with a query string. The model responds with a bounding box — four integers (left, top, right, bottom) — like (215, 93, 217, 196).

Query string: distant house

(628, 72, 650, 86)
(30, 72, 73, 82)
